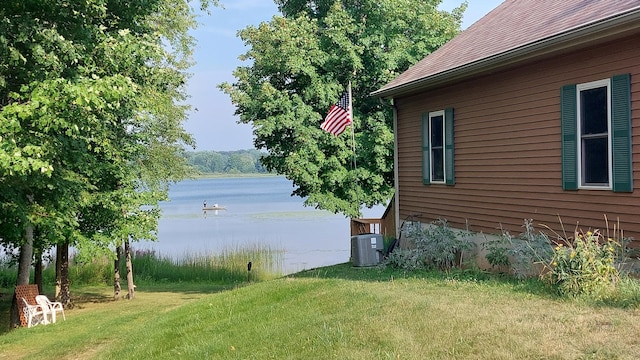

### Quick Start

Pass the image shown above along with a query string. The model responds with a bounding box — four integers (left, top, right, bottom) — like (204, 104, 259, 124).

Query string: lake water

(137, 176, 383, 274)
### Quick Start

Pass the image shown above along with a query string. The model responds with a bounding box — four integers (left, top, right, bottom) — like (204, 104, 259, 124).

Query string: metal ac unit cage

(351, 234, 383, 267)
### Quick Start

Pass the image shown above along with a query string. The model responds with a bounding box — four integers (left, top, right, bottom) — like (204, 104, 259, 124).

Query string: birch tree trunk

(125, 239, 135, 300)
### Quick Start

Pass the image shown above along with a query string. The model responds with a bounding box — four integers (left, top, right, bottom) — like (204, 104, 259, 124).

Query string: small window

(577, 79, 611, 188)
(422, 108, 454, 185)
(561, 74, 632, 192)
(430, 111, 445, 183)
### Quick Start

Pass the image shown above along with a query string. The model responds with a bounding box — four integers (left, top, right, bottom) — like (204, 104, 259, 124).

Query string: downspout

(391, 99, 400, 238)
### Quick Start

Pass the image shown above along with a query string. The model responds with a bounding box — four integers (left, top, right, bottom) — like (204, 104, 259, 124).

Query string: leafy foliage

(0, 0, 218, 274)
(221, 0, 465, 217)
(412, 218, 474, 270)
(385, 218, 474, 271)
(500, 219, 555, 279)
(545, 230, 622, 299)
(383, 248, 426, 272)
(481, 232, 511, 269)
(495, 219, 636, 301)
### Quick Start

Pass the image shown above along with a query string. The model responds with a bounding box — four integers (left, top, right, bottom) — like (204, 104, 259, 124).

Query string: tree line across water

(182, 149, 271, 175)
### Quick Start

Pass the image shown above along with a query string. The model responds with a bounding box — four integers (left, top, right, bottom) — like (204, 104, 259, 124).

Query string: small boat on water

(203, 206, 226, 211)
(202, 202, 226, 211)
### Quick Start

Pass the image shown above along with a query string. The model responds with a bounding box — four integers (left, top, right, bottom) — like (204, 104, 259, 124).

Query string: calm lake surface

(137, 176, 383, 274)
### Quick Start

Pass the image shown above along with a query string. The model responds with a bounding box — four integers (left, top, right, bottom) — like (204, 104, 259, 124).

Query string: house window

(561, 74, 632, 192)
(577, 79, 611, 188)
(422, 108, 454, 185)
(429, 111, 445, 183)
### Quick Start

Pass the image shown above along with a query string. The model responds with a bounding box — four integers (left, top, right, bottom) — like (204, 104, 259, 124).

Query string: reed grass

(132, 244, 284, 284)
(0, 243, 283, 288)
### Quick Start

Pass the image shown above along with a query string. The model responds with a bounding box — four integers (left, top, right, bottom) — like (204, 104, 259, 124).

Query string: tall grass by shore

(0, 243, 284, 289)
(132, 244, 284, 284)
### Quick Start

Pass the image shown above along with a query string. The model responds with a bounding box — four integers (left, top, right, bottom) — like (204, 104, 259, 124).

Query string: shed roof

(373, 0, 640, 97)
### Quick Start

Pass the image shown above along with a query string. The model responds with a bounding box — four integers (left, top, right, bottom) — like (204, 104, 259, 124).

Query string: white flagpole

(348, 81, 361, 217)
(349, 81, 356, 171)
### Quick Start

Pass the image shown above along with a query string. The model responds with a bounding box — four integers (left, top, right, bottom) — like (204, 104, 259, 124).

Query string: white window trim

(576, 78, 612, 190)
(429, 110, 446, 184)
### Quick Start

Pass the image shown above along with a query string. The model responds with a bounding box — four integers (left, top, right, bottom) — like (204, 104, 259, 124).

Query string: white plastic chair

(22, 298, 48, 328)
(35, 295, 65, 323)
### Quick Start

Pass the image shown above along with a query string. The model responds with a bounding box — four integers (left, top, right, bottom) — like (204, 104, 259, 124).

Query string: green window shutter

(611, 73, 633, 192)
(444, 107, 455, 185)
(422, 113, 430, 185)
(561, 84, 578, 190)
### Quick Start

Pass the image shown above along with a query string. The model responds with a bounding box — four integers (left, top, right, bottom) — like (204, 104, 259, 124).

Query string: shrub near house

(386, 218, 637, 302)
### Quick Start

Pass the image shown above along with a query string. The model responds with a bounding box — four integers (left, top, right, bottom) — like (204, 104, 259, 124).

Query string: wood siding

(395, 34, 640, 241)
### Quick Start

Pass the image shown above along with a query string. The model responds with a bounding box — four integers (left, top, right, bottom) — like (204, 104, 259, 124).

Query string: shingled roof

(373, 0, 640, 98)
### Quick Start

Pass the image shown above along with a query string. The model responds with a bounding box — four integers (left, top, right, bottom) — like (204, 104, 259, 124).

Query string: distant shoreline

(190, 173, 279, 180)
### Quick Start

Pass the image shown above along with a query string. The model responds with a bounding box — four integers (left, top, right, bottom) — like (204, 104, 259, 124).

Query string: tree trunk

(114, 244, 122, 299)
(10, 222, 35, 328)
(17, 222, 34, 285)
(55, 245, 61, 298)
(124, 239, 135, 300)
(56, 241, 73, 309)
(34, 248, 43, 294)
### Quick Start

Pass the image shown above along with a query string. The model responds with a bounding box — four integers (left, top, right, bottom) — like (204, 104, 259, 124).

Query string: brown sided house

(373, 1, 640, 244)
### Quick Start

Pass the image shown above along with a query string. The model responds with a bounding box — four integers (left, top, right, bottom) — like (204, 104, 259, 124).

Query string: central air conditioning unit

(351, 234, 383, 267)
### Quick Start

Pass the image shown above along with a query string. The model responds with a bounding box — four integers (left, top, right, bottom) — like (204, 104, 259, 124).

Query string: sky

(184, 0, 504, 151)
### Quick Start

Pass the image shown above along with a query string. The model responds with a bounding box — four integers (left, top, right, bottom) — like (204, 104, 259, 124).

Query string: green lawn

(2, 264, 640, 359)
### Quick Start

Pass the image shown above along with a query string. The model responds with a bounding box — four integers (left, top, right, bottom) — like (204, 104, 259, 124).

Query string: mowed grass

(2, 264, 640, 359)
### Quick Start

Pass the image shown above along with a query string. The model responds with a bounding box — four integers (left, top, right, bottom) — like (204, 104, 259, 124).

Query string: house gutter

(392, 99, 400, 237)
(372, 8, 640, 99)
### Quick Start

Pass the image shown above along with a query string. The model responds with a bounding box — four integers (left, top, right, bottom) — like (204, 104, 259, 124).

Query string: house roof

(373, 0, 640, 98)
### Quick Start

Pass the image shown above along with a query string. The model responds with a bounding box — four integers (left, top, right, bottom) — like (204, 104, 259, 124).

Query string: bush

(503, 219, 555, 279)
(383, 248, 426, 271)
(481, 232, 511, 270)
(70, 256, 113, 285)
(383, 216, 640, 305)
(416, 219, 474, 270)
(545, 229, 622, 299)
(502, 219, 635, 301)
(386, 218, 474, 271)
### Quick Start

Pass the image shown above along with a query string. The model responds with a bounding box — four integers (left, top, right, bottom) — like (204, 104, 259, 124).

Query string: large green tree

(1, 0, 217, 324)
(221, 0, 465, 217)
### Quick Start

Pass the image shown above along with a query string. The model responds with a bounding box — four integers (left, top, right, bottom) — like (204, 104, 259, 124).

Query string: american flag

(321, 90, 351, 136)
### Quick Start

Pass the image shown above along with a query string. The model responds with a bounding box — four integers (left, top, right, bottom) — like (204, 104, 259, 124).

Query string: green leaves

(0, 0, 214, 256)
(223, 0, 463, 217)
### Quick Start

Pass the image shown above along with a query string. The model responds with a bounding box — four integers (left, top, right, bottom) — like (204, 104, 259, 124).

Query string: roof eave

(372, 9, 640, 99)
